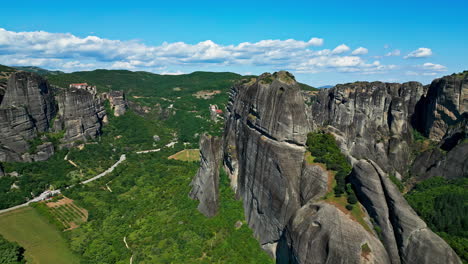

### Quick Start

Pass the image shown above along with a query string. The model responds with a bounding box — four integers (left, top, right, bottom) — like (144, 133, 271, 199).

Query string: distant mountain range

(12, 66, 64, 75)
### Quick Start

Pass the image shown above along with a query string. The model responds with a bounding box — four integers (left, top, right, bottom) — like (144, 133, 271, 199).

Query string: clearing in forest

(168, 149, 200, 162)
(0, 207, 80, 264)
(44, 196, 88, 230)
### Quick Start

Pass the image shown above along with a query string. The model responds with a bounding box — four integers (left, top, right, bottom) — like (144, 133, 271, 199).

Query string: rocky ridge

(191, 71, 465, 263)
(0, 71, 109, 161)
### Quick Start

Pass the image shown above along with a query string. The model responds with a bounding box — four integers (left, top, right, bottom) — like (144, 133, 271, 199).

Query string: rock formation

(189, 134, 222, 217)
(107, 90, 127, 117)
(54, 88, 107, 147)
(0, 72, 57, 161)
(310, 81, 425, 177)
(277, 202, 390, 264)
(413, 71, 467, 140)
(0, 71, 107, 161)
(223, 72, 312, 251)
(207, 71, 464, 263)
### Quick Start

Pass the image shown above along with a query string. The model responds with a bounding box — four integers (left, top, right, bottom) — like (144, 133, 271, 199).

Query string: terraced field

(45, 197, 88, 230)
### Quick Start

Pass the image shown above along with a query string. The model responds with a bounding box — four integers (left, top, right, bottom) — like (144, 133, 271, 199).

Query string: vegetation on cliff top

(306, 132, 370, 232)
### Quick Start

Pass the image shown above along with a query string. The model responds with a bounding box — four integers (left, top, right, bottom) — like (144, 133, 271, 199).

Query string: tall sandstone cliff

(191, 71, 465, 263)
(0, 71, 107, 161)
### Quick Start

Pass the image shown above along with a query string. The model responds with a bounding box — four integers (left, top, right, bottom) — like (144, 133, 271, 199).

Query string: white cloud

(308, 37, 324, 46)
(385, 49, 401, 56)
(160, 70, 185, 75)
(421, 62, 447, 71)
(331, 44, 350, 54)
(404, 48, 432, 59)
(0, 28, 396, 75)
(351, 47, 368, 55)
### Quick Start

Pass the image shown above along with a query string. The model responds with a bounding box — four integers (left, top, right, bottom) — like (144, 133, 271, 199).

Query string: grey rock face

(189, 134, 222, 217)
(310, 81, 425, 174)
(0, 72, 56, 161)
(411, 141, 468, 180)
(299, 162, 328, 206)
(55, 88, 106, 146)
(216, 71, 465, 263)
(223, 72, 312, 248)
(414, 72, 467, 140)
(350, 159, 461, 264)
(277, 202, 391, 264)
(107, 90, 127, 117)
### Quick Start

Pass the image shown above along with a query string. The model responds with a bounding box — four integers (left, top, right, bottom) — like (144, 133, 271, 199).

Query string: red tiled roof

(70, 83, 88, 86)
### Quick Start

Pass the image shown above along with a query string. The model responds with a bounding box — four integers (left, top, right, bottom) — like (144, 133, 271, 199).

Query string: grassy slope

(0, 207, 80, 264)
(168, 149, 200, 161)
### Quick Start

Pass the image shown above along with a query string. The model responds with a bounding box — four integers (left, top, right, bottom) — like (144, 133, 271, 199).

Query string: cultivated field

(168, 149, 200, 161)
(0, 207, 80, 264)
(45, 196, 88, 230)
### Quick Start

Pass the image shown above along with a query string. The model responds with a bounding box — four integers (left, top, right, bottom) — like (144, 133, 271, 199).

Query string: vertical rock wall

(189, 134, 222, 217)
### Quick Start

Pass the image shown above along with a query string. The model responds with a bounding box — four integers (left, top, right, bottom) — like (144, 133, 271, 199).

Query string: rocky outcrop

(215, 71, 464, 263)
(54, 88, 107, 146)
(277, 202, 390, 264)
(310, 81, 425, 175)
(189, 134, 222, 217)
(350, 159, 461, 264)
(0, 72, 57, 161)
(0, 71, 107, 161)
(411, 141, 468, 181)
(107, 90, 127, 117)
(413, 72, 467, 141)
(223, 72, 312, 251)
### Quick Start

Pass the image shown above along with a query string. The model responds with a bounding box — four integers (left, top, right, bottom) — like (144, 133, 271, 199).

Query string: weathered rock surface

(310, 81, 425, 175)
(0, 72, 57, 161)
(277, 202, 390, 264)
(223, 72, 312, 251)
(413, 72, 467, 141)
(411, 141, 468, 180)
(55, 88, 107, 146)
(216, 71, 465, 263)
(107, 90, 127, 117)
(350, 159, 461, 264)
(189, 134, 222, 217)
(0, 71, 107, 161)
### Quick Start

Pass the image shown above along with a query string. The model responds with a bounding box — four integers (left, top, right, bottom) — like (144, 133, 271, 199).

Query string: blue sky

(1, 0, 467, 86)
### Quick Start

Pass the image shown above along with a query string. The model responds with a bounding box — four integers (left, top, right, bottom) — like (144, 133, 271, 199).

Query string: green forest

(406, 177, 468, 263)
(0, 234, 24, 264)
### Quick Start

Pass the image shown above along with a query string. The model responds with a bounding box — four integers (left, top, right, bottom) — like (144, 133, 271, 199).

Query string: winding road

(0, 154, 126, 215)
(0, 141, 178, 215)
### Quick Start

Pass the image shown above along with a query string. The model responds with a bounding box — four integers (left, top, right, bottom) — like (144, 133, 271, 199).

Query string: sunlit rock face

(218, 71, 463, 263)
(0, 71, 107, 161)
(0, 72, 56, 161)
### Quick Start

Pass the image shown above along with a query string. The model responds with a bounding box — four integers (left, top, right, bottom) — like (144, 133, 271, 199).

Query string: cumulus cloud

(331, 44, 350, 54)
(404, 48, 432, 59)
(421, 62, 447, 71)
(385, 49, 401, 56)
(351, 47, 368, 55)
(0, 28, 396, 75)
